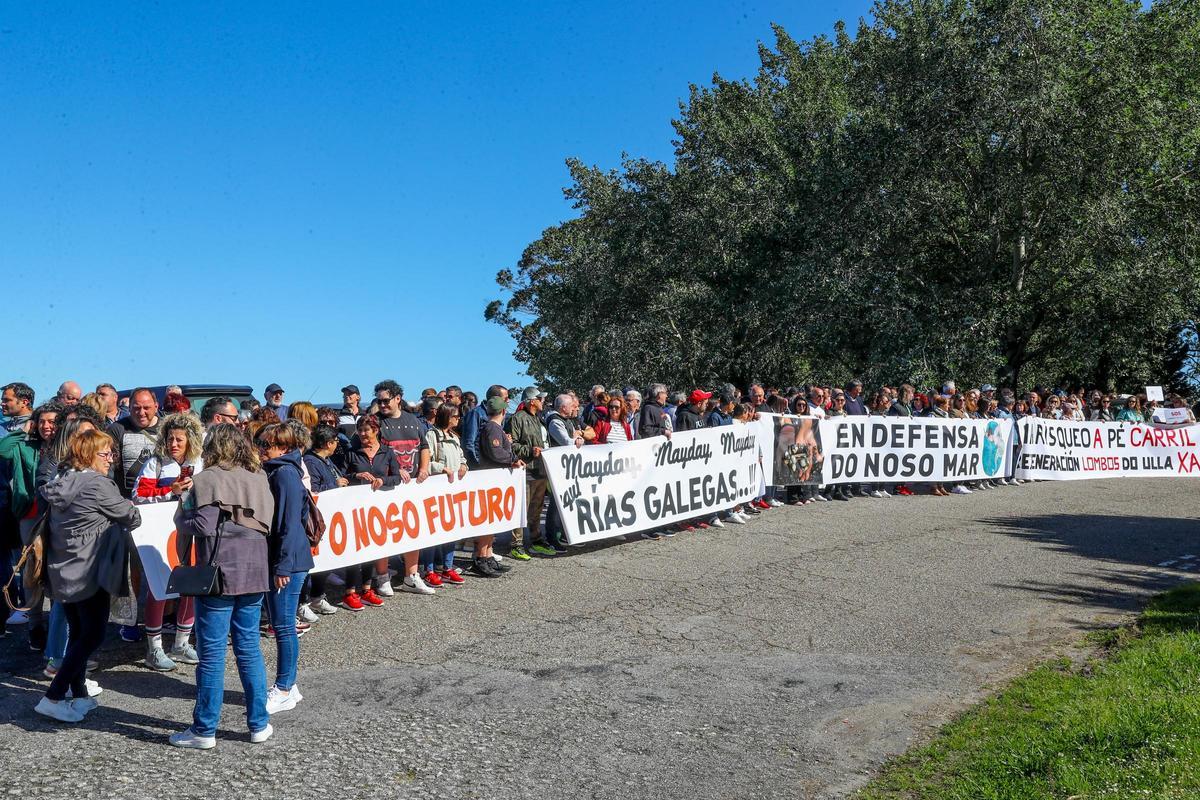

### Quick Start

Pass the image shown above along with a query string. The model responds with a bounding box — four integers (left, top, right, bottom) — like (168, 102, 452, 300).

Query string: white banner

(130, 469, 527, 601)
(1014, 417, 1200, 480)
(818, 416, 1014, 485)
(543, 425, 763, 545)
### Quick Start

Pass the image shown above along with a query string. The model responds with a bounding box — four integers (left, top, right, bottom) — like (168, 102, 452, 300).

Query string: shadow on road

(981, 513, 1196, 618)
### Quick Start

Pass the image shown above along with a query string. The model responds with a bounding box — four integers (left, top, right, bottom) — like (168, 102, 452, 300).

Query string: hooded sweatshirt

(41, 468, 140, 603)
(262, 449, 315, 577)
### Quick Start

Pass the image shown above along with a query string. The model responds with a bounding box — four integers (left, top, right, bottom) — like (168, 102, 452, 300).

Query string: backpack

(302, 491, 326, 548)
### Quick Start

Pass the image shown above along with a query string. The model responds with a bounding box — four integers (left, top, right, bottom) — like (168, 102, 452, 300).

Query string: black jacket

(347, 445, 402, 487)
(478, 419, 517, 469)
(639, 401, 670, 439)
(675, 405, 708, 432)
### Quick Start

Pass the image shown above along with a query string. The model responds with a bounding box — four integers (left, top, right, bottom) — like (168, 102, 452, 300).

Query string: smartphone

(178, 465, 194, 480)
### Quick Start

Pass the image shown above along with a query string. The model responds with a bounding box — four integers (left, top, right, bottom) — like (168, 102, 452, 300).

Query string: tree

(488, 0, 1200, 393)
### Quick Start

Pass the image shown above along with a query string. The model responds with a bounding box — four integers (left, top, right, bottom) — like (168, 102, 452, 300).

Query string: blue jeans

(419, 544, 456, 574)
(266, 571, 307, 691)
(193, 593, 269, 737)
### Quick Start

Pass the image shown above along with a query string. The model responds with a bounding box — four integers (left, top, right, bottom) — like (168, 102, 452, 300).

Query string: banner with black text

(543, 425, 763, 544)
(817, 416, 1014, 485)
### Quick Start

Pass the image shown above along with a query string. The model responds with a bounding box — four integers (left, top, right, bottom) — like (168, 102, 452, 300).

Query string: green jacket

(0, 430, 40, 518)
(505, 409, 548, 476)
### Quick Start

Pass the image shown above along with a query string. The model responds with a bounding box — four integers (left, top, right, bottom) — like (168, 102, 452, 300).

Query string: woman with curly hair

(132, 411, 204, 671)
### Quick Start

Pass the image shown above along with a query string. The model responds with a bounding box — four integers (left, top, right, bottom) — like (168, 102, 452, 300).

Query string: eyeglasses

(97, 451, 115, 461)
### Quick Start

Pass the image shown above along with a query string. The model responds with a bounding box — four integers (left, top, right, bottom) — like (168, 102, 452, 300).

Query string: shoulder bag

(166, 514, 226, 596)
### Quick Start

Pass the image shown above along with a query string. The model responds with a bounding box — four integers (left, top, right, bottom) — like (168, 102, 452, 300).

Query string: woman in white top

(132, 412, 203, 672)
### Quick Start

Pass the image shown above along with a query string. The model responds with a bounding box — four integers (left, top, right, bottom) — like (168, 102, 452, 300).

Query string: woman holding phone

(132, 412, 204, 672)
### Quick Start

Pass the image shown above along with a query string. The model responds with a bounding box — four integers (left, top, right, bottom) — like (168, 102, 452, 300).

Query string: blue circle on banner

(982, 421, 1003, 475)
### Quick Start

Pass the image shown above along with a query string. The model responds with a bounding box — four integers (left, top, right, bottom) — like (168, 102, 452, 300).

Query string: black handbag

(166, 515, 226, 597)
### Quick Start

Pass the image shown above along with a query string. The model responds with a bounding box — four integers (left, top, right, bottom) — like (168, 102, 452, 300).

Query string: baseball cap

(265, 383, 284, 394)
(981, 384, 995, 393)
(485, 396, 508, 414)
(341, 384, 360, 396)
(521, 386, 547, 401)
(689, 389, 713, 404)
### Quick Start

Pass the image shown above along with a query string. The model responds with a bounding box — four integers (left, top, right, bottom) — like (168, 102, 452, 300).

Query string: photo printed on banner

(772, 414, 824, 486)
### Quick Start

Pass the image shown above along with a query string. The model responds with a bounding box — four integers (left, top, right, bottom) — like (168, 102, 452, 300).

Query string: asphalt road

(0, 478, 1196, 799)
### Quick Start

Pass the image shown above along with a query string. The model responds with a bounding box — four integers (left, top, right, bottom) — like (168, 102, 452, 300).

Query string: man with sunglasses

(199, 396, 239, 430)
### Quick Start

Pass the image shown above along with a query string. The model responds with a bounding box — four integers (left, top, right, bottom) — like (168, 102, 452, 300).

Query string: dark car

(118, 384, 257, 415)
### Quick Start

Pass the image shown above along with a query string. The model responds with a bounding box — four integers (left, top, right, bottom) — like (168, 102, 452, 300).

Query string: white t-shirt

(607, 422, 629, 443)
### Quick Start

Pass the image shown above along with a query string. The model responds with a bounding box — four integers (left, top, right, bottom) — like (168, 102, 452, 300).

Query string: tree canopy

(487, 0, 1199, 394)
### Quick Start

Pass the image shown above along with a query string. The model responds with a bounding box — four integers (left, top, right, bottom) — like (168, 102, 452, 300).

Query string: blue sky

(1, 1, 872, 406)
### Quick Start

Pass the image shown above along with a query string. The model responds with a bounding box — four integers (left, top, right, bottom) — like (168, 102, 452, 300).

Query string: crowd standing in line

(0, 377, 1192, 742)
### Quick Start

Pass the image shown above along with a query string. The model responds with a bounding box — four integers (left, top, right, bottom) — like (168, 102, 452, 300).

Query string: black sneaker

(486, 556, 512, 573)
(640, 531, 662, 541)
(470, 559, 501, 578)
(549, 540, 568, 553)
(29, 625, 47, 653)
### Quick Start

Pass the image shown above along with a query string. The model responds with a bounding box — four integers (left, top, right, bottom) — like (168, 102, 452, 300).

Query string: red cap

(689, 389, 713, 404)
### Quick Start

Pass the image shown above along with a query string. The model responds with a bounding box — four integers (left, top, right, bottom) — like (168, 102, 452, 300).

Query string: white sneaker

(65, 678, 102, 698)
(289, 684, 303, 704)
(709, 516, 725, 529)
(297, 604, 319, 624)
(400, 575, 435, 596)
(767, 498, 784, 507)
(374, 580, 395, 598)
(35, 696, 84, 723)
(265, 685, 297, 715)
(309, 597, 339, 615)
(250, 723, 273, 744)
(813, 494, 829, 501)
(879, 490, 892, 497)
(726, 512, 747, 524)
(169, 727, 216, 749)
(951, 485, 972, 495)
(869, 490, 885, 498)
(7, 610, 28, 626)
(491, 553, 504, 562)
(70, 697, 99, 716)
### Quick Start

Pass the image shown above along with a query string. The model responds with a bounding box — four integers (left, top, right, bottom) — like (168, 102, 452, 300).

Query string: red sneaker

(695, 521, 710, 529)
(341, 592, 365, 612)
(682, 523, 697, 532)
(439, 568, 465, 585)
(424, 571, 444, 588)
(896, 485, 914, 496)
(360, 588, 385, 607)
(755, 499, 771, 509)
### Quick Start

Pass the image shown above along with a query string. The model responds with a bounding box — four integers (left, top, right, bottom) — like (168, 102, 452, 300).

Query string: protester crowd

(0, 376, 1191, 745)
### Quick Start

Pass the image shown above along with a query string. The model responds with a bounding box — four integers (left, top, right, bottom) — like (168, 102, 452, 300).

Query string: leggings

(46, 590, 110, 702)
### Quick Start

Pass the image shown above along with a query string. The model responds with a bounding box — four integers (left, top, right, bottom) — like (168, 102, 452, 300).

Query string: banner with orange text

(130, 468, 527, 601)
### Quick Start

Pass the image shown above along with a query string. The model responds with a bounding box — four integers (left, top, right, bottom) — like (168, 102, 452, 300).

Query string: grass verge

(855, 583, 1200, 800)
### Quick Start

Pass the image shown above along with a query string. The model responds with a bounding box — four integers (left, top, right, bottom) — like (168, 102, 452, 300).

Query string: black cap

(265, 383, 284, 394)
(341, 385, 360, 396)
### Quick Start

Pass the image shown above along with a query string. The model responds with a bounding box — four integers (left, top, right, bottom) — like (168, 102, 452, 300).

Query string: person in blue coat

(255, 423, 314, 717)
